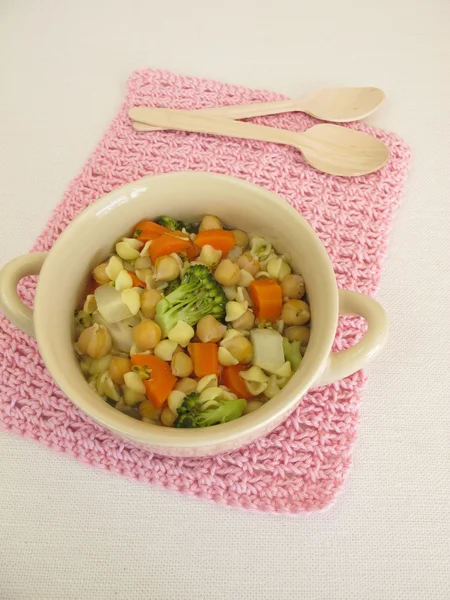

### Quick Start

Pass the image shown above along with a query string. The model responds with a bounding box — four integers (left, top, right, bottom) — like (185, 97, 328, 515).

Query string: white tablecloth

(1, 1, 449, 598)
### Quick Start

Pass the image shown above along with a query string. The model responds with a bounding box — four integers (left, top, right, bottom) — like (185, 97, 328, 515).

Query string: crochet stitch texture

(0, 70, 411, 513)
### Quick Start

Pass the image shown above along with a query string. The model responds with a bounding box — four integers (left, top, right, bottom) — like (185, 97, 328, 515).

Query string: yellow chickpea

(139, 400, 161, 421)
(78, 324, 112, 359)
(236, 252, 260, 276)
(196, 315, 227, 343)
(232, 310, 255, 331)
(161, 405, 176, 427)
(281, 300, 311, 326)
(171, 352, 194, 378)
(92, 263, 111, 284)
(214, 259, 240, 286)
(140, 289, 162, 319)
(174, 377, 198, 395)
(232, 229, 248, 248)
(109, 356, 132, 385)
(285, 325, 310, 345)
(281, 274, 306, 299)
(199, 215, 223, 231)
(132, 320, 162, 350)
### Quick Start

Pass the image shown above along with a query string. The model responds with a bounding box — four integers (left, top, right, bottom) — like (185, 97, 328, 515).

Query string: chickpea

(174, 377, 198, 395)
(140, 289, 162, 319)
(285, 325, 310, 345)
(281, 299, 311, 326)
(109, 356, 132, 385)
(214, 259, 240, 286)
(171, 352, 194, 378)
(281, 274, 305, 299)
(78, 324, 112, 359)
(161, 405, 176, 427)
(236, 252, 260, 276)
(199, 215, 222, 231)
(139, 400, 161, 421)
(232, 229, 248, 248)
(222, 336, 253, 364)
(196, 315, 227, 343)
(132, 320, 161, 350)
(154, 256, 180, 282)
(92, 263, 111, 284)
(232, 309, 255, 331)
(244, 399, 263, 414)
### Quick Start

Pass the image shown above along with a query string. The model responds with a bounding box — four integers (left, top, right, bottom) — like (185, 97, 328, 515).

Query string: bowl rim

(34, 171, 338, 452)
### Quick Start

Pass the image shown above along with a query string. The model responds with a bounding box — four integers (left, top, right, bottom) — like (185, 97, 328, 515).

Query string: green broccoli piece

(157, 216, 182, 231)
(157, 217, 199, 234)
(155, 265, 226, 336)
(180, 220, 199, 234)
(164, 277, 181, 295)
(174, 393, 246, 428)
(283, 338, 303, 372)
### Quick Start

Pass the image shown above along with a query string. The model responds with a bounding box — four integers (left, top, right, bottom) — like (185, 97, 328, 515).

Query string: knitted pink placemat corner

(0, 70, 411, 514)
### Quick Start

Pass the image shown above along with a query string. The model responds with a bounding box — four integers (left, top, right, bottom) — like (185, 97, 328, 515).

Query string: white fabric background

(1, 1, 449, 598)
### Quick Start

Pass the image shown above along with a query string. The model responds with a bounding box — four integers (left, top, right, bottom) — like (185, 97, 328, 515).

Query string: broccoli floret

(155, 265, 226, 336)
(157, 217, 199, 234)
(174, 392, 246, 428)
(180, 221, 199, 234)
(164, 278, 181, 295)
(283, 338, 303, 372)
(157, 216, 182, 231)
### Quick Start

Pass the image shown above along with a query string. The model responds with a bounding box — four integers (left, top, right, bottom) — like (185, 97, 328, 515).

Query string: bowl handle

(0, 253, 47, 338)
(314, 289, 388, 386)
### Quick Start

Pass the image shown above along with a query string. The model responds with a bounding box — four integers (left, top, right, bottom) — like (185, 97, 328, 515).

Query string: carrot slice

(127, 271, 145, 288)
(130, 354, 177, 408)
(221, 365, 256, 399)
(149, 232, 194, 262)
(249, 279, 283, 322)
(134, 220, 171, 242)
(195, 230, 235, 255)
(169, 230, 198, 260)
(188, 343, 219, 379)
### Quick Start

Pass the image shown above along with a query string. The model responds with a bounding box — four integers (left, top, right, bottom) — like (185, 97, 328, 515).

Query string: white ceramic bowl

(0, 172, 388, 457)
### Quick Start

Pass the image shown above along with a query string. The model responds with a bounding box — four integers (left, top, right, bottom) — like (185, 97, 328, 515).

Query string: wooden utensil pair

(129, 87, 388, 176)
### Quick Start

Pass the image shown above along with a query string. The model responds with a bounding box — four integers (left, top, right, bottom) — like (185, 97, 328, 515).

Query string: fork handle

(128, 107, 303, 148)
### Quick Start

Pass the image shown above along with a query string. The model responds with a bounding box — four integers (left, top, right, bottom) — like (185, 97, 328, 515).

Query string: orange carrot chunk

(195, 230, 235, 255)
(249, 279, 283, 322)
(130, 354, 177, 408)
(188, 343, 219, 379)
(134, 220, 171, 242)
(221, 365, 256, 399)
(149, 232, 193, 262)
(128, 272, 145, 288)
(169, 230, 198, 260)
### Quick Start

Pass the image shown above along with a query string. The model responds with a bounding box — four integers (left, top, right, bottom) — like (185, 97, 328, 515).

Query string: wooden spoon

(132, 87, 385, 132)
(128, 107, 390, 177)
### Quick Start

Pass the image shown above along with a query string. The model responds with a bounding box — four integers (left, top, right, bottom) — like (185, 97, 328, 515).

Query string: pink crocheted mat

(0, 69, 411, 514)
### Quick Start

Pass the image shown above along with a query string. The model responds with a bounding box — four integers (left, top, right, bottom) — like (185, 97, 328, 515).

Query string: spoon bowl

(297, 123, 390, 176)
(299, 86, 385, 122)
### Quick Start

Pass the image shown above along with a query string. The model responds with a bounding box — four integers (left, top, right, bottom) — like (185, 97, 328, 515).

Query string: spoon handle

(129, 107, 304, 148)
(131, 100, 302, 132)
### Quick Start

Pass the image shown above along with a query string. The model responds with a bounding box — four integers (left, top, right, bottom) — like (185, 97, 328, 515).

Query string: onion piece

(94, 285, 132, 323)
(92, 312, 139, 353)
